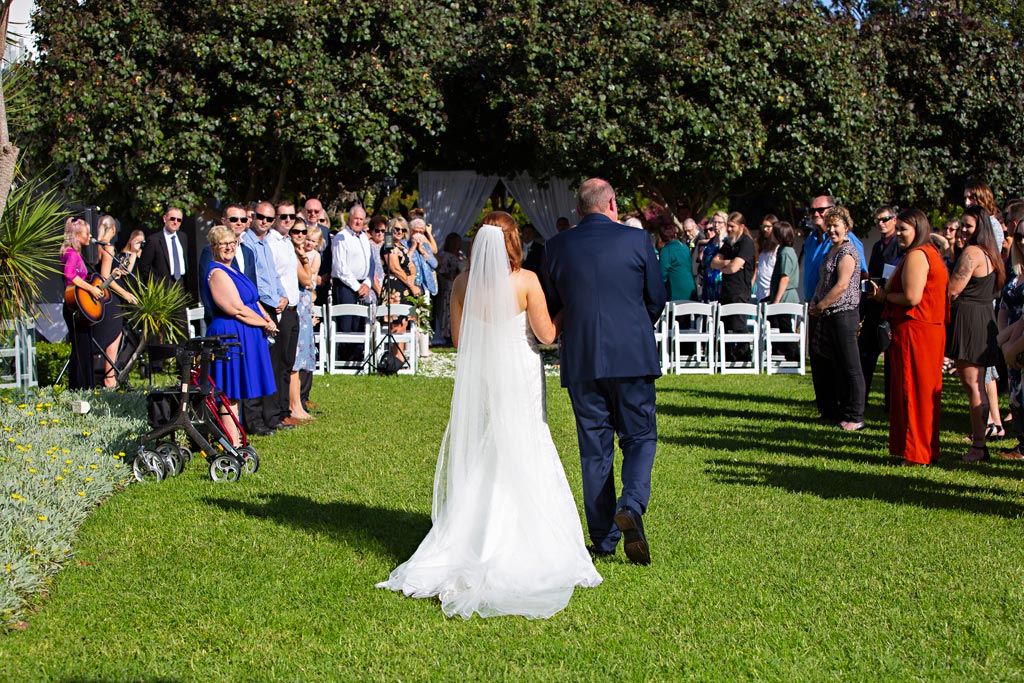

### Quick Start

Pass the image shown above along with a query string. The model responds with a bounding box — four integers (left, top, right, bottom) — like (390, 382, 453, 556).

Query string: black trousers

(63, 304, 95, 389)
(263, 306, 299, 426)
(859, 301, 891, 411)
(814, 309, 866, 423)
(331, 279, 365, 361)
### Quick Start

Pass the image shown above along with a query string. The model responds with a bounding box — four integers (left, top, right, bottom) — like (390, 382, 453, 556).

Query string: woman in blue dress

(202, 225, 278, 446)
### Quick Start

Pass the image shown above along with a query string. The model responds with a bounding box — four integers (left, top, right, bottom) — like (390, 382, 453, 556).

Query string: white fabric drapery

(418, 171, 498, 244)
(498, 174, 577, 240)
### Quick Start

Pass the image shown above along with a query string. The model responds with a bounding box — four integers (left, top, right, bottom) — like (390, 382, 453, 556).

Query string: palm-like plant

(0, 179, 67, 322)
(116, 274, 191, 384)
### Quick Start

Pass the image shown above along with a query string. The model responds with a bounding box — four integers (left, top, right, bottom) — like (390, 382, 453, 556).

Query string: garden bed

(0, 388, 146, 628)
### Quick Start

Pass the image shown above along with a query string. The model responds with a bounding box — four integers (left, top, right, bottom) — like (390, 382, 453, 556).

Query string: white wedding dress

(377, 225, 601, 619)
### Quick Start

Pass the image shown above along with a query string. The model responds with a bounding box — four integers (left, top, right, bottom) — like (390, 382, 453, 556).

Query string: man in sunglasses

(198, 205, 258, 312)
(801, 195, 868, 422)
(265, 202, 303, 427)
(138, 205, 191, 372)
(139, 206, 189, 287)
(859, 205, 903, 412)
(331, 205, 372, 357)
(305, 198, 333, 305)
(240, 201, 290, 433)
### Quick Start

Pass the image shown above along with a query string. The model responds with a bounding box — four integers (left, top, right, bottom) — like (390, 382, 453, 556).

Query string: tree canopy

(19, 0, 1024, 224)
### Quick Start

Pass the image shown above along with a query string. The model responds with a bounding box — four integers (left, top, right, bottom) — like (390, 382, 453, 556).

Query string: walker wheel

(155, 442, 185, 477)
(237, 446, 259, 475)
(132, 448, 166, 484)
(209, 454, 242, 483)
(178, 445, 192, 465)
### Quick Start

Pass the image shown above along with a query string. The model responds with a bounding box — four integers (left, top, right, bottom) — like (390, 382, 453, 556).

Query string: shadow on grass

(706, 458, 1024, 518)
(657, 384, 811, 409)
(201, 493, 431, 562)
(660, 419, 887, 465)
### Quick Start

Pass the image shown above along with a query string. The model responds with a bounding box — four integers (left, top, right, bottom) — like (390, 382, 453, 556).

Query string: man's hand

(276, 297, 287, 313)
(357, 283, 370, 298)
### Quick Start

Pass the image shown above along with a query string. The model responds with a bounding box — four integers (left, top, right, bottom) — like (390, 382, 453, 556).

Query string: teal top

(770, 245, 800, 303)
(659, 239, 697, 302)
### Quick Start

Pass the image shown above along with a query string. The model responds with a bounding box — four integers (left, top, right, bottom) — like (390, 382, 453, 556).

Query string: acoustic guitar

(64, 252, 131, 325)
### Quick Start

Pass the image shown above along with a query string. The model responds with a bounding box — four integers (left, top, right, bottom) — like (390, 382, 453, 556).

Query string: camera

(380, 231, 395, 257)
(861, 277, 885, 294)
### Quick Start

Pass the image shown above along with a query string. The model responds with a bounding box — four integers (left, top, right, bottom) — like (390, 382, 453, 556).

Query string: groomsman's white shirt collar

(162, 228, 185, 277)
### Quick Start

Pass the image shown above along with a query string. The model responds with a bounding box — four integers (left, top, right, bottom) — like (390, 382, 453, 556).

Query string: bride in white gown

(377, 212, 602, 619)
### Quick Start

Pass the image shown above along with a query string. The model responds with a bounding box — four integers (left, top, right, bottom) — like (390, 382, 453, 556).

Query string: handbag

(876, 320, 893, 353)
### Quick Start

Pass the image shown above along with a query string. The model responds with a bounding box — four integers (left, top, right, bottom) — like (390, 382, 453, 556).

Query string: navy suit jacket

(138, 229, 188, 285)
(545, 213, 667, 387)
(197, 242, 258, 315)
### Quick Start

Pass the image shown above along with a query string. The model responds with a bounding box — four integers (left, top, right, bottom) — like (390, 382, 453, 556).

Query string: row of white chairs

(186, 302, 418, 376)
(654, 301, 807, 375)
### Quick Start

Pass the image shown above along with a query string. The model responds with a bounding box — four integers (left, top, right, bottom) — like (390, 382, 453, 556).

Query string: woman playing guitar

(62, 218, 103, 389)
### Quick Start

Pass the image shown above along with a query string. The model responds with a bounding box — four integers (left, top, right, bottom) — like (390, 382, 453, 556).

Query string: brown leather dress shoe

(280, 416, 305, 427)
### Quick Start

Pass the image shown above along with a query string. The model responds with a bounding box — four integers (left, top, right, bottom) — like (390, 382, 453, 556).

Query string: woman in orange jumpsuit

(869, 208, 949, 465)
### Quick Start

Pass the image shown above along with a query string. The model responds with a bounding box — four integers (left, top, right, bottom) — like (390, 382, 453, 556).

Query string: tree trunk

(0, 1, 19, 223)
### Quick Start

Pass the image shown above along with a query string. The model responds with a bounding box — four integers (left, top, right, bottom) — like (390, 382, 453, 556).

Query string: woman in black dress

(949, 205, 1005, 461)
(92, 215, 137, 387)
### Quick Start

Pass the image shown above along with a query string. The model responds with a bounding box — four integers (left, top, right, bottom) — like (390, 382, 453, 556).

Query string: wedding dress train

(376, 225, 601, 619)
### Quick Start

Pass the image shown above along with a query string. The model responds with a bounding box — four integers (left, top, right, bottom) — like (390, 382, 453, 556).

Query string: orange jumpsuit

(887, 243, 949, 465)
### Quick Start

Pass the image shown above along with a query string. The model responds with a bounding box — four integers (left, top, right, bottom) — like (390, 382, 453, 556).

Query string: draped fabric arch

(498, 174, 577, 240)
(417, 171, 577, 242)
(417, 171, 498, 244)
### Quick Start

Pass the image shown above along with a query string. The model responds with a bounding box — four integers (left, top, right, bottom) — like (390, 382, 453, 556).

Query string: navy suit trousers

(567, 376, 657, 553)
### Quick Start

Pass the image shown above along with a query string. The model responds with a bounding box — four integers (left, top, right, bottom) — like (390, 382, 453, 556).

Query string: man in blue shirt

(240, 200, 290, 434)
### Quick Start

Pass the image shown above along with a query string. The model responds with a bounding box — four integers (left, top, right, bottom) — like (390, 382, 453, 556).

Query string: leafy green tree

(22, 0, 463, 223)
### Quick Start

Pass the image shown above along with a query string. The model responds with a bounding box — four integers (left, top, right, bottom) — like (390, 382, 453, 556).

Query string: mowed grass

(2, 369, 1023, 681)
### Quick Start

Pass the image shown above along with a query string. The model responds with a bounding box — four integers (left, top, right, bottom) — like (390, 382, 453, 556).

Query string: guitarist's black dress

(61, 246, 96, 390)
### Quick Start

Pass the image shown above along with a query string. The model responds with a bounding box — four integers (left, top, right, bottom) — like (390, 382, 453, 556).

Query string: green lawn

(2, 370, 1023, 682)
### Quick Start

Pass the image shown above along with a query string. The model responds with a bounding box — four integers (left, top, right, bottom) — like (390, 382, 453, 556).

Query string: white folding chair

(670, 301, 716, 374)
(0, 318, 37, 390)
(327, 303, 373, 374)
(311, 304, 327, 376)
(652, 304, 671, 373)
(186, 306, 206, 339)
(716, 302, 760, 374)
(375, 303, 417, 375)
(761, 302, 807, 375)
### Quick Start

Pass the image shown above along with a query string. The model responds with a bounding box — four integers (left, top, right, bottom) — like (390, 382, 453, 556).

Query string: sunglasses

(226, 216, 249, 223)
(811, 206, 834, 215)
(167, 216, 183, 223)
(876, 215, 895, 224)
(217, 241, 238, 248)
(254, 213, 274, 222)
(277, 213, 296, 221)
(393, 228, 407, 234)
(371, 229, 385, 234)
(290, 228, 307, 235)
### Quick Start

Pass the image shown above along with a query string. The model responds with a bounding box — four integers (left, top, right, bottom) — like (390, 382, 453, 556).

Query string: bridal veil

(377, 224, 601, 619)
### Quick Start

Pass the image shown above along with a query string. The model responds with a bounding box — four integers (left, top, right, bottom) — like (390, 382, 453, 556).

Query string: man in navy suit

(545, 178, 667, 565)
(139, 206, 190, 285)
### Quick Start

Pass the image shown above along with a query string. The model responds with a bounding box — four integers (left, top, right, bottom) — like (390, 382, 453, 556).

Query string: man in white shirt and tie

(139, 206, 188, 286)
(266, 202, 303, 427)
(331, 205, 372, 340)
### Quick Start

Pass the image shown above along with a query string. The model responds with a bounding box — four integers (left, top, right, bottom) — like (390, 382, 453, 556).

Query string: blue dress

(293, 288, 315, 372)
(203, 262, 277, 400)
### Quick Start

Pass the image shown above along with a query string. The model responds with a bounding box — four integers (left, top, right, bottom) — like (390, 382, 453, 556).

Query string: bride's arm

(525, 271, 556, 344)
(450, 272, 469, 348)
